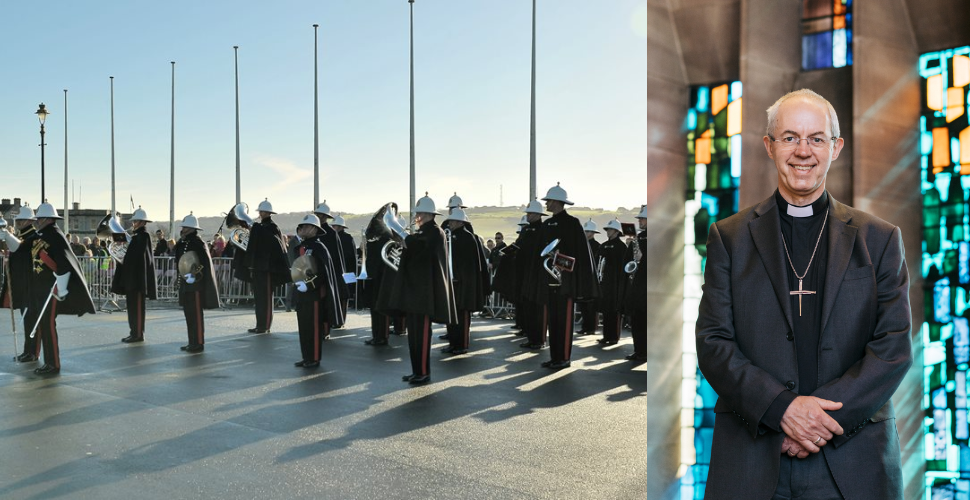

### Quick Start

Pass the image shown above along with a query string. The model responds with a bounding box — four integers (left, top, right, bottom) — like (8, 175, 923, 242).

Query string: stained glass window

(682, 81, 741, 500)
(801, 0, 852, 71)
(920, 45, 970, 500)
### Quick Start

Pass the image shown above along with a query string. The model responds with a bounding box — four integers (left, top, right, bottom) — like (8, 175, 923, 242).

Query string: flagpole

(234, 45, 241, 205)
(170, 61, 176, 237)
(313, 24, 320, 208)
(110, 76, 116, 217)
(408, 0, 416, 230)
(63, 89, 69, 231)
(529, 0, 537, 201)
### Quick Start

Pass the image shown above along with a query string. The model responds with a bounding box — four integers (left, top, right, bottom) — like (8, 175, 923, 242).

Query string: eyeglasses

(768, 135, 837, 151)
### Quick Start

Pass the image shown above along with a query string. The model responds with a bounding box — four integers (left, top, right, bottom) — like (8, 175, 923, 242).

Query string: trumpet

(380, 203, 408, 271)
(96, 213, 131, 264)
(540, 239, 576, 285)
(225, 202, 254, 251)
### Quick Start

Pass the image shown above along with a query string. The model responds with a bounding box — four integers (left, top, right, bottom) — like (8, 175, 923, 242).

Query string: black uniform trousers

(602, 309, 622, 344)
(406, 314, 432, 377)
(630, 310, 646, 357)
(772, 453, 843, 499)
(297, 299, 324, 362)
(447, 311, 472, 351)
(253, 271, 274, 330)
(21, 307, 40, 357)
(521, 298, 546, 346)
(183, 290, 205, 346)
(545, 287, 574, 363)
(393, 315, 406, 335)
(34, 298, 60, 368)
(126, 291, 146, 338)
(370, 310, 391, 342)
(578, 300, 598, 334)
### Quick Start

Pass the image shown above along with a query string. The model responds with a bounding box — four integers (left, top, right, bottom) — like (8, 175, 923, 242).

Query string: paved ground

(0, 306, 646, 500)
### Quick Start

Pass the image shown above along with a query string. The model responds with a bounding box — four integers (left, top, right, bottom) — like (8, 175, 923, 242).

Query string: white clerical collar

(787, 204, 813, 218)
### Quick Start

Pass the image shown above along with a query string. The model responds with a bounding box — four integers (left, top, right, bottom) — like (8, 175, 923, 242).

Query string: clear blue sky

(0, 0, 647, 219)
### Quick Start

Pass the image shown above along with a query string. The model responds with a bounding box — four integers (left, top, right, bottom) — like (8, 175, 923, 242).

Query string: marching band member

(524, 184, 599, 369)
(313, 201, 351, 324)
(624, 205, 647, 361)
(292, 215, 344, 368)
(490, 216, 526, 330)
(245, 199, 290, 333)
(2, 206, 41, 362)
(175, 213, 219, 352)
(112, 206, 157, 343)
(25, 203, 97, 374)
(442, 208, 491, 355)
(596, 219, 629, 346)
(364, 204, 396, 346)
(390, 194, 457, 385)
(516, 201, 547, 349)
(577, 218, 601, 336)
(332, 215, 358, 312)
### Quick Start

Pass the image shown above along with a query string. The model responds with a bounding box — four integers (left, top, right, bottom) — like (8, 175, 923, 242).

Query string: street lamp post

(36, 103, 49, 202)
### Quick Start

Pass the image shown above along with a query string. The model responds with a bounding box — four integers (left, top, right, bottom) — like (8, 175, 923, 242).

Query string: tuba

(379, 203, 408, 271)
(96, 213, 131, 264)
(224, 202, 254, 251)
(540, 239, 576, 285)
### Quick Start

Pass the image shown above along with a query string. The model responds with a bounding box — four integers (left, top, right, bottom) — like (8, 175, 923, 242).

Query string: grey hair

(765, 89, 840, 138)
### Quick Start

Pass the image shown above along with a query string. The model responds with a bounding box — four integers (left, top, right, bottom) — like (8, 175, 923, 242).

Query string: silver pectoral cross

(790, 279, 816, 317)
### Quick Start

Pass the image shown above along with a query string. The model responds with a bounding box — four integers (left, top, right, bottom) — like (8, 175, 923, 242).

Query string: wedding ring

(787, 450, 795, 456)
(813, 436, 822, 445)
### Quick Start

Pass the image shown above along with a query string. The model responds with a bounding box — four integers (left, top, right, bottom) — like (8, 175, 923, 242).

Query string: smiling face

(763, 97, 844, 206)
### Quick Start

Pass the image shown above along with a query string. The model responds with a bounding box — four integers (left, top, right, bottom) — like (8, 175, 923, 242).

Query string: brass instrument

(540, 239, 576, 285)
(624, 238, 641, 275)
(356, 228, 369, 280)
(380, 203, 408, 271)
(96, 213, 131, 264)
(291, 253, 319, 285)
(225, 202, 254, 251)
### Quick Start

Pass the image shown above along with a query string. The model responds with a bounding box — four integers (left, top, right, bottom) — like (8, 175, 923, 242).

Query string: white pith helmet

(256, 198, 275, 214)
(517, 215, 528, 227)
(15, 205, 36, 221)
(180, 212, 202, 230)
(636, 204, 648, 219)
(332, 215, 346, 227)
(445, 207, 469, 223)
(524, 199, 547, 215)
(413, 192, 440, 215)
(447, 192, 466, 209)
(314, 200, 332, 218)
(35, 202, 62, 219)
(131, 205, 152, 222)
(604, 219, 623, 233)
(583, 218, 599, 233)
(541, 182, 573, 205)
(297, 214, 322, 230)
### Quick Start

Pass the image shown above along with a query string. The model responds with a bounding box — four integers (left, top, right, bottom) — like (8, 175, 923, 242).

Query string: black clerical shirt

(760, 190, 830, 432)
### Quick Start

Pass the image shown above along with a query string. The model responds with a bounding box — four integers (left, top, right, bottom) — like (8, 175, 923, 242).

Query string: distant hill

(148, 205, 641, 246)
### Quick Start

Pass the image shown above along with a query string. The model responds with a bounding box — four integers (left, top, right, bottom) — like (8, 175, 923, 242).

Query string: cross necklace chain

(781, 208, 829, 317)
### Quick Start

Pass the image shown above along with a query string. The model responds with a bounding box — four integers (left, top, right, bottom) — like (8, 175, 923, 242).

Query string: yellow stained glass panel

(727, 98, 742, 137)
(928, 74, 944, 111)
(711, 84, 729, 116)
(948, 87, 966, 123)
(934, 127, 951, 168)
(961, 127, 970, 165)
(833, 15, 845, 30)
(955, 55, 970, 88)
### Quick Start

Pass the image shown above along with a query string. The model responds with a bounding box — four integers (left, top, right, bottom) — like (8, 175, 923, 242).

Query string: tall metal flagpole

(63, 89, 69, 232)
(529, 0, 537, 201)
(110, 76, 116, 217)
(313, 24, 320, 208)
(408, 0, 416, 229)
(170, 61, 176, 237)
(234, 46, 241, 205)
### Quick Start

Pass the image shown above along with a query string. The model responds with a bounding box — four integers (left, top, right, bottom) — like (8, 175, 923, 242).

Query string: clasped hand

(779, 396, 843, 458)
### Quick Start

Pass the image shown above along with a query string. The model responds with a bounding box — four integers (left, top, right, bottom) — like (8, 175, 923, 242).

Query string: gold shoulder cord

(31, 238, 50, 274)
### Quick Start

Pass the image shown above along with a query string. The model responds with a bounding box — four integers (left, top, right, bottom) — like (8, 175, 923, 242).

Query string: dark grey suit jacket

(696, 193, 912, 499)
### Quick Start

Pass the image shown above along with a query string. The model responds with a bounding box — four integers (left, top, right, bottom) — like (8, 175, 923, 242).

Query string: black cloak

(244, 217, 291, 286)
(30, 223, 97, 316)
(293, 235, 345, 328)
(389, 219, 457, 324)
(176, 230, 221, 309)
(111, 226, 158, 299)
